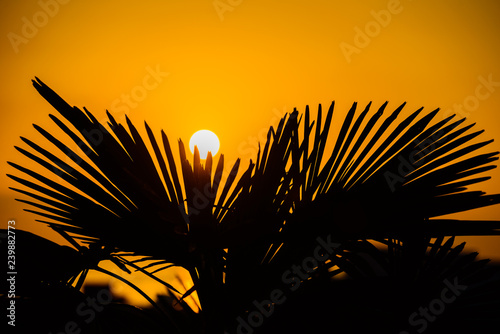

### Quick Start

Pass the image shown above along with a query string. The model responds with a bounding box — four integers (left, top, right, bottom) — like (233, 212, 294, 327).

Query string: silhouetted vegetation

(3, 77, 500, 333)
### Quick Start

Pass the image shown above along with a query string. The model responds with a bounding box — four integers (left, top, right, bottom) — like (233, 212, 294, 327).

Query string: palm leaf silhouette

(6, 77, 500, 333)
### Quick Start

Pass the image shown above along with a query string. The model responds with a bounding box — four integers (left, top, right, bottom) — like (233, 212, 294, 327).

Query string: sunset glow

(2, 1, 500, 309)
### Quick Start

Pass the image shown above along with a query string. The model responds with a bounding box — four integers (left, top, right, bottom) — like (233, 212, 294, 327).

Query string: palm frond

(7, 78, 500, 333)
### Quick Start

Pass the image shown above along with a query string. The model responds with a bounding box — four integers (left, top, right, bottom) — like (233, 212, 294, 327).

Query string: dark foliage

(3, 77, 500, 333)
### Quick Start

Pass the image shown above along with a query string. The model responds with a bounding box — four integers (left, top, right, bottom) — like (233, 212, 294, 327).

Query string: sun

(189, 130, 220, 159)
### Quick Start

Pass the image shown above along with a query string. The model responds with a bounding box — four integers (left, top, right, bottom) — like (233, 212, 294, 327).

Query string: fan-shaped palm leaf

(7, 78, 500, 333)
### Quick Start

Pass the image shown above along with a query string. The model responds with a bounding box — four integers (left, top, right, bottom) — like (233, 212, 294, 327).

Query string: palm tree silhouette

(3, 77, 500, 333)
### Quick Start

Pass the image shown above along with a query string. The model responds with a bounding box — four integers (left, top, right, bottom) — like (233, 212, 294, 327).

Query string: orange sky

(2, 0, 500, 305)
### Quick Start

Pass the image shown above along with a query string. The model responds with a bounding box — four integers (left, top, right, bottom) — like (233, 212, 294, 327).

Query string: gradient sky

(2, 0, 500, 305)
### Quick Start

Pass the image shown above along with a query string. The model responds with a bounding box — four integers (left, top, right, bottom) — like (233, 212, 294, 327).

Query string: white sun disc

(189, 130, 220, 159)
